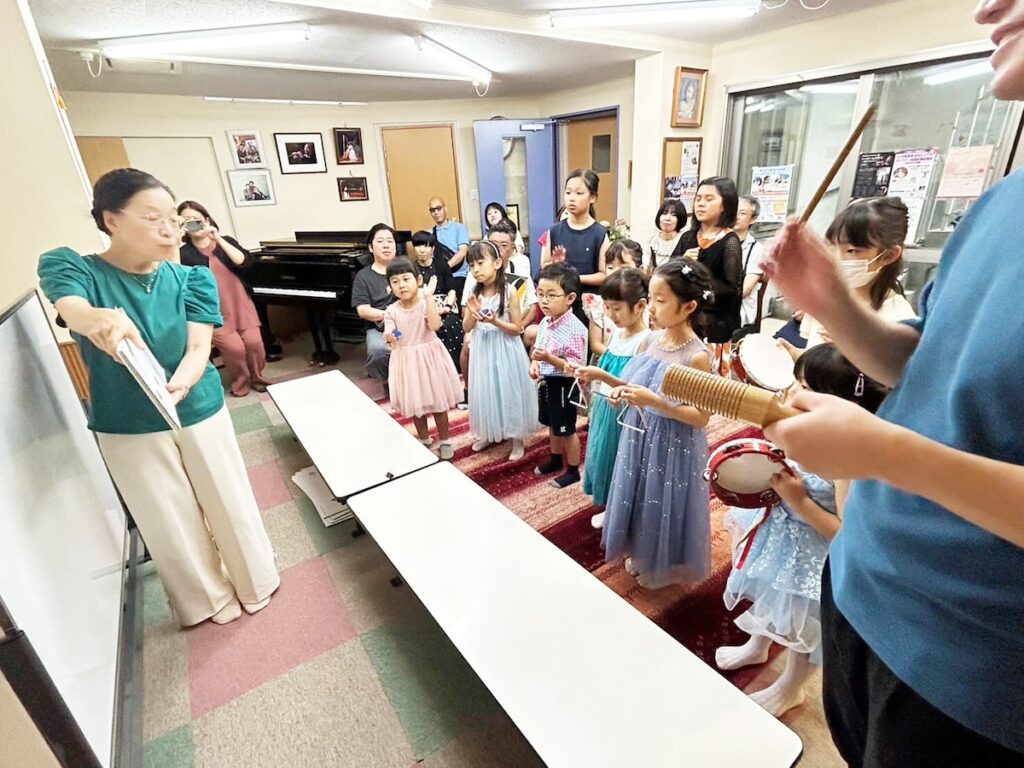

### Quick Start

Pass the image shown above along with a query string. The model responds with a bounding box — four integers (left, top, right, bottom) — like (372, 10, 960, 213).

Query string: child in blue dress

(464, 241, 538, 461)
(716, 343, 889, 717)
(570, 267, 650, 526)
(601, 260, 716, 589)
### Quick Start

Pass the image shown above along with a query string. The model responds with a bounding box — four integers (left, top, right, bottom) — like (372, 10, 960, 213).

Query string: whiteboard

(0, 292, 126, 767)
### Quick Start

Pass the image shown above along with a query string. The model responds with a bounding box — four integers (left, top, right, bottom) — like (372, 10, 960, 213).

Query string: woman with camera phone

(178, 200, 270, 397)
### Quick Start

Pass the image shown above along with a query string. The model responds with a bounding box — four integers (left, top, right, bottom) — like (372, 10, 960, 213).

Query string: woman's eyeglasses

(122, 210, 186, 231)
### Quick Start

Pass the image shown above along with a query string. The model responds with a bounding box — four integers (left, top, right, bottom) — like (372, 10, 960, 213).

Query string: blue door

(473, 119, 557, 274)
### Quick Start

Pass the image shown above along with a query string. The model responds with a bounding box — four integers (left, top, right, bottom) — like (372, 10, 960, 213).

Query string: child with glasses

(566, 267, 651, 526)
(530, 263, 588, 488)
(601, 260, 715, 589)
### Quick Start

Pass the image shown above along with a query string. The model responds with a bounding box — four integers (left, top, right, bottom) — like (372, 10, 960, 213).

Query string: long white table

(268, 370, 438, 523)
(348, 463, 803, 768)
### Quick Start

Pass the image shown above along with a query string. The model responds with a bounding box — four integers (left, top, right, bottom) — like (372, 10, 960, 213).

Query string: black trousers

(820, 562, 1023, 768)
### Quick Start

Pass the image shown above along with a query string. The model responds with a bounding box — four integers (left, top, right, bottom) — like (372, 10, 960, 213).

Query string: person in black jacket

(178, 201, 271, 396)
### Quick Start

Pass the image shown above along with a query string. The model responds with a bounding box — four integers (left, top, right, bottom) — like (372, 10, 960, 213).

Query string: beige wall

(0, 0, 103, 312)
(65, 91, 544, 246)
(0, 672, 60, 768)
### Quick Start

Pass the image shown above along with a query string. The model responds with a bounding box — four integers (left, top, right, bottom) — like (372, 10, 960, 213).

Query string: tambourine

(704, 438, 789, 509)
(731, 333, 795, 393)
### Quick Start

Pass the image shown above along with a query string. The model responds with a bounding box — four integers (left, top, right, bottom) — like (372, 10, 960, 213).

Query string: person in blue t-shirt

(760, 4, 1024, 764)
(427, 196, 470, 297)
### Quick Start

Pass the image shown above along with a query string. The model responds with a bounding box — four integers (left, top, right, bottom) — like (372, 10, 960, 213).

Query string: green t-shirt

(38, 247, 225, 434)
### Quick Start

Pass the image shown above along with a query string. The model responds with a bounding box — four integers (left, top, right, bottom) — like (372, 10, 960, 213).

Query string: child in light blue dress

(716, 344, 890, 717)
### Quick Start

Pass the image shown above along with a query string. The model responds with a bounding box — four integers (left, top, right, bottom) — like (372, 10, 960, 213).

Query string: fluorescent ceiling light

(204, 96, 367, 106)
(923, 59, 991, 86)
(100, 22, 310, 59)
(549, 0, 759, 27)
(798, 83, 859, 94)
(413, 35, 491, 85)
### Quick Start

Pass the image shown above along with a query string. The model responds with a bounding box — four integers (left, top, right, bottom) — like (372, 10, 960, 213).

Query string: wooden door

(566, 115, 617, 223)
(381, 125, 462, 233)
(75, 137, 129, 186)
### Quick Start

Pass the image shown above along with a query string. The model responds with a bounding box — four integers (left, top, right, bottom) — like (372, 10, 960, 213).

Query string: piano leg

(307, 309, 340, 365)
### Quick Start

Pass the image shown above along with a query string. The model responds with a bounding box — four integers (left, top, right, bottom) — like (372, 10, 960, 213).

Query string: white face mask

(839, 251, 886, 288)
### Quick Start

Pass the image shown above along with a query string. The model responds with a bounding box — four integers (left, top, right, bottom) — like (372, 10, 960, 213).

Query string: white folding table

(268, 370, 438, 524)
(348, 462, 803, 768)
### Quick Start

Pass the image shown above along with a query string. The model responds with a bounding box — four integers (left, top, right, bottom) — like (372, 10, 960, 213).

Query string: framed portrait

(671, 67, 708, 129)
(333, 128, 364, 165)
(337, 177, 368, 202)
(504, 203, 520, 230)
(227, 130, 266, 168)
(661, 137, 702, 201)
(226, 169, 276, 207)
(274, 132, 327, 174)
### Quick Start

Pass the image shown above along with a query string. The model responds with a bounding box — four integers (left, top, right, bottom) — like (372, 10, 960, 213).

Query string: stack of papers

(291, 466, 353, 526)
(115, 338, 181, 431)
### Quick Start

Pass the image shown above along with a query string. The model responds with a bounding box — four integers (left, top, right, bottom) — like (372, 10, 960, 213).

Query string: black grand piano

(248, 229, 411, 363)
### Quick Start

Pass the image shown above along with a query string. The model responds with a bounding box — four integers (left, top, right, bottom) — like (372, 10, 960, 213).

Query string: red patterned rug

(382, 394, 777, 689)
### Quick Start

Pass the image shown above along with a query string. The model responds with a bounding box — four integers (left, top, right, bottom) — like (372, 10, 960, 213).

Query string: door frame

(551, 107, 620, 217)
(375, 121, 464, 231)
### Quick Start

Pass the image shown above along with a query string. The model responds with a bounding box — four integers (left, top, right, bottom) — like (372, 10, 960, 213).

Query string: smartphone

(183, 220, 205, 235)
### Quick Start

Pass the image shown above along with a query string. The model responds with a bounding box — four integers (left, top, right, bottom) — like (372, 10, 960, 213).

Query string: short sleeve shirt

(536, 310, 587, 376)
(37, 247, 224, 434)
(351, 265, 394, 331)
(435, 220, 471, 277)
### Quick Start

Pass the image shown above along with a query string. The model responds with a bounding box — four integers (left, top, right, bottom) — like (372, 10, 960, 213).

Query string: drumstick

(800, 103, 878, 224)
(662, 364, 800, 427)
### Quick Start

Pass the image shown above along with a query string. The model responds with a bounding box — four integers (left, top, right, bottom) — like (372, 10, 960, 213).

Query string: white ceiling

(31, 0, 891, 102)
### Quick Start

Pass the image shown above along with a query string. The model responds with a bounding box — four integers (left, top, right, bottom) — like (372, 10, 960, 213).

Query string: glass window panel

(861, 57, 1012, 250)
(503, 136, 530, 248)
(591, 134, 612, 174)
(734, 81, 859, 238)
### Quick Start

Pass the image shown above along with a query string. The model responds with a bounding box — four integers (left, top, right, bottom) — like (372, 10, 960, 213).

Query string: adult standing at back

(645, 199, 689, 273)
(677, 176, 743, 370)
(540, 169, 610, 318)
(761, 3, 1024, 762)
(428, 196, 470, 297)
(735, 195, 768, 331)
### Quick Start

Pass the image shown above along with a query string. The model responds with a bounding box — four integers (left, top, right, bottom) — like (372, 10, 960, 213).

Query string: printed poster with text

(937, 145, 994, 199)
(852, 152, 895, 198)
(750, 165, 795, 223)
(888, 149, 939, 244)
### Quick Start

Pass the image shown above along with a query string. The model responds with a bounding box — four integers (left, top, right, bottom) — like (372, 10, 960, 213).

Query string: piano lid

(259, 229, 413, 250)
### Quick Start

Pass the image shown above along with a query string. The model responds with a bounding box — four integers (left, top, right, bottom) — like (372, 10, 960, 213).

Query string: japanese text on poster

(750, 165, 794, 224)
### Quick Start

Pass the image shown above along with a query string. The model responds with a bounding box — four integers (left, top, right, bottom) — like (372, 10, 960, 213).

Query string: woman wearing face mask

(177, 201, 270, 397)
(798, 198, 916, 349)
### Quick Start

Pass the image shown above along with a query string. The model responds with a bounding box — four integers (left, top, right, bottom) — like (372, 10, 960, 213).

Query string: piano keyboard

(252, 287, 338, 300)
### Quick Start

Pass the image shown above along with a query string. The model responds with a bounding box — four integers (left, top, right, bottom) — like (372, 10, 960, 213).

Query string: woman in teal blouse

(38, 168, 278, 627)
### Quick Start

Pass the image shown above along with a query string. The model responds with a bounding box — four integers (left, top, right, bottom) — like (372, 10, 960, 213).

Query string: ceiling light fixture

(798, 82, 859, 94)
(204, 96, 368, 106)
(549, 0, 759, 28)
(99, 22, 310, 59)
(413, 35, 491, 86)
(923, 59, 992, 86)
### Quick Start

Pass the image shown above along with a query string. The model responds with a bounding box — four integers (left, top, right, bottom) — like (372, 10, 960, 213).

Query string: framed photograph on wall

(227, 130, 267, 168)
(274, 132, 327, 174)
(505, 203, 520, 230)
(333, 128, 364, 165)
(671, 67, 708, 128)
(337, 177, 368, 202)
(661, 137, 702, 201)
(226, 169, 276, 207)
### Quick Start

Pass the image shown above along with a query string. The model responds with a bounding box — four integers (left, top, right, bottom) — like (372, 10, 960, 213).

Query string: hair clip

(702, 290, 712, 300)
(680, 264, 693, 275)
(854, 373, 865, 398)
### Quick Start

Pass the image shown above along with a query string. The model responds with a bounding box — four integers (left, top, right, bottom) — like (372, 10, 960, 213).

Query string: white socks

(749, 649, 812, 717)
(471, 439, 492, 452)
(590, 511, 605, 529)
(243, 596, 272, 615)
(508, 439, 525, 461)
(210, 597, 242, 625)
(715, 634, 772, 671)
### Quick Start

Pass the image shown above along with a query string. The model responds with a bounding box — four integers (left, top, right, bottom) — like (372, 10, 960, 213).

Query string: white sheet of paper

(292, 466, 350, 521)
(114, 338, 181, 431)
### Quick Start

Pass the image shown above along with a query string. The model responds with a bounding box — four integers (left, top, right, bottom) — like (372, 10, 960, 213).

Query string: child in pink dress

(383, 257, 463, 460)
